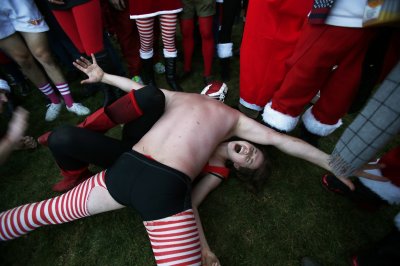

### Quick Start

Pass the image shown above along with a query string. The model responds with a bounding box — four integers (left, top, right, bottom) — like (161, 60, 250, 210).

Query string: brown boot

(52, 168, 93, 192)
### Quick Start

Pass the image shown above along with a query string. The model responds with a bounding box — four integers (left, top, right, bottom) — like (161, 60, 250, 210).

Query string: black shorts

(105, 150, 192, 221)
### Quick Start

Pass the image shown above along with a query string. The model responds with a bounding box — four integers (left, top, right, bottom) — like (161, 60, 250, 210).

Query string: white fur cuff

(262, 102, 299, 132)
(217, 43, 233, 58)
(301, 107, 342, 136)
(163, 49, 177, 58)
(140, 49, 154, 59)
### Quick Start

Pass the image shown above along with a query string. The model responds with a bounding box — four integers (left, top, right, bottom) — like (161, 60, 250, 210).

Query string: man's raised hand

(73, 54, 104, 84)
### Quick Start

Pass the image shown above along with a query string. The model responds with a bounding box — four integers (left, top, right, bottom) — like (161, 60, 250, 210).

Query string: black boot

(165, 57, 183, 91)
(299, 123, 321, 147)
(220, 57, 231, 82)
(141, 58, 157, 87)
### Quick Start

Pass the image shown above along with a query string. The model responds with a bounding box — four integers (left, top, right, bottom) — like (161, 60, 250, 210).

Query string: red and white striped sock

(0, 171, 107, 241)
(136, 17, 155, 56)
(38, 83, 60, 104)
(56, 83, 74, 107)
(144, 209, 202, 266)
(159, 14, 178, 55)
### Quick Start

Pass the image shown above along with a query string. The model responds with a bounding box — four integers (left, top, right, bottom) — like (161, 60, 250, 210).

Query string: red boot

(37, 107, 116, 147)
(52, 167, 94, 192)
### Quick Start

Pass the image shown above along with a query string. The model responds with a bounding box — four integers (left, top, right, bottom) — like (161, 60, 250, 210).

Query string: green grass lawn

(1, 22, 399, 266)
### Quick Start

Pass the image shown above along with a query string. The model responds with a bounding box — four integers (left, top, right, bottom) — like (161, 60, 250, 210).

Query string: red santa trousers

(263, 23, 376, 135)
(239, 0, 313, 111)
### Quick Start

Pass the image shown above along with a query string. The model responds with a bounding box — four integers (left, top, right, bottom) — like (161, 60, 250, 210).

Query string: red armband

(202, 164, 230, 180)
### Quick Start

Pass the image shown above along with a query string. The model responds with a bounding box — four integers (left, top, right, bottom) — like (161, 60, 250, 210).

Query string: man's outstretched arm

(73, 54, 145, 93)
(233, 113, 331, 172)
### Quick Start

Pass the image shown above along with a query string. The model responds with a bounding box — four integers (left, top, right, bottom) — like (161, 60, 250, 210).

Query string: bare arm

(0, 107, 28, 165)
(73, 54, 145, 92)
(192, 175, 223, 266)
(233, 114, 331, 172)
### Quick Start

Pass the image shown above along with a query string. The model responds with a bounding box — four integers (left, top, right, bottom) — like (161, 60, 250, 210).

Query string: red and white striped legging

(0, 172, 201, 265)
(144, 209, 202, 266)
(136, 14, 178, 57)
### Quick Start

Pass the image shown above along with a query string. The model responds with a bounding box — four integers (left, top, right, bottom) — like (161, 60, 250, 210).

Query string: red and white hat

(201, 81, 228, 102)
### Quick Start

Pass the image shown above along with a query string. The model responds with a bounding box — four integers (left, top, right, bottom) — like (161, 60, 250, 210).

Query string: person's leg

(136, 17, 156, 86)
(21, 31, 90, 116)
(198, 15, 215, 82)
(180, 17, 195, 74)
(217, 0, 241, 81)
(143, 209, 202, 265)
(159, 13, 182, 91)
(0, 171, 124, 241)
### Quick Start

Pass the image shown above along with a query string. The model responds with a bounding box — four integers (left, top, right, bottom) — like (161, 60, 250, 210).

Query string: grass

(1, 21, 399, 266)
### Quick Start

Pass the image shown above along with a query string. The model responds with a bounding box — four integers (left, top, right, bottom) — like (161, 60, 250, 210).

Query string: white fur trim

(358, 167, 400, 205)
(239, 98, 263, 111)
(163, 49, 177, 58)
(130, 9, 183, 20)
(216, 0, 223, 3)
(140, 49, 154, 59)
(0, 79, 10, 92)
(262, 102, 299, 132)
(217, 43, 233, 58)
(301, 107, 342, 136)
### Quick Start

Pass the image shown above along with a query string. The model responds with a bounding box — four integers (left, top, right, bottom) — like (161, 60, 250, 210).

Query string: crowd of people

(1, 0, 399, 265)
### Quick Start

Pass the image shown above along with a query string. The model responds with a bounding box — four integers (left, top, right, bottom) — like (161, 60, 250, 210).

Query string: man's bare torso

(132, 90, 240, 179)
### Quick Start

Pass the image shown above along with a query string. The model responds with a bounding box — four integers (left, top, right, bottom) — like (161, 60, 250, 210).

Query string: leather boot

(141, 58, 157, 87)
(52, 167, 93, 192)
(220, 57, 231, 82)
(165, 57, 183, 91)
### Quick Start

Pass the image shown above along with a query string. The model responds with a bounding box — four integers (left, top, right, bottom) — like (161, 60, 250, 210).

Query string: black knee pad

(134, 85, 165, 114)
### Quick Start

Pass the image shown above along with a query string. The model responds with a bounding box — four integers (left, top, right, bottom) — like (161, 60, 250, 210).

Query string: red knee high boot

(37, 107, 116, 146)
(52, 167, 94, 192)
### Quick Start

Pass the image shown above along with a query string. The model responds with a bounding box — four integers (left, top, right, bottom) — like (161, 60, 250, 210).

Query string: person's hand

(336, 176, 355, 191)
(73, 54, 105, 84)
(6, 107, 28, 144)
(48, 0, 65, 5)
(109, 0, 126, 11)
(202, 249, 221, 266)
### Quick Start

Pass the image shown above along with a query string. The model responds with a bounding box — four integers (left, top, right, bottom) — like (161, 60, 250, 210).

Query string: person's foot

(132, 75, 144, 85)
(52, 170, 93, 192)
(66, 103, 90, 116)
(45, 102, 63, 121)
(238, 103, 259, 119)
(153, 62, 166, 74)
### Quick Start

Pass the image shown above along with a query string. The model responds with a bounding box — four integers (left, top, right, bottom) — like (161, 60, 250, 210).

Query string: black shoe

(220, 57, 231, 82)
(141, 58, 157, 87)
(165, 57, 183, 91)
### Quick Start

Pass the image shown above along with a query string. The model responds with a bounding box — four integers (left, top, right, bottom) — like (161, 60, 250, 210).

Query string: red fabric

(103, 1, 141, 76)
(180, 18, 195, 72)
(77, 107, 116, 132)
(271, 24, 376, 124)
(129, 0, 182, 17)
(379, 146, 400, 187)
(198, 16, 214, 77)
(52, 0, 104, 55)
(240, 0, 313, 108)
(202, 164, 230, 179)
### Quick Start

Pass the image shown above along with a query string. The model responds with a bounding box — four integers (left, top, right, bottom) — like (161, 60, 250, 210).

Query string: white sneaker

(45, 102, 63, 122)
(66, 103, 90, 116)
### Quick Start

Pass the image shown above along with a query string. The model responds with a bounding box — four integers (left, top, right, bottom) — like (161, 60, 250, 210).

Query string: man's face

(0, 91, 8, 113)
(227, 141, 264, 170)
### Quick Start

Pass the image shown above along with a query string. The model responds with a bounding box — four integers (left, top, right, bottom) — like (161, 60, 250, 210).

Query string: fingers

(91, 53, 97, 65)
